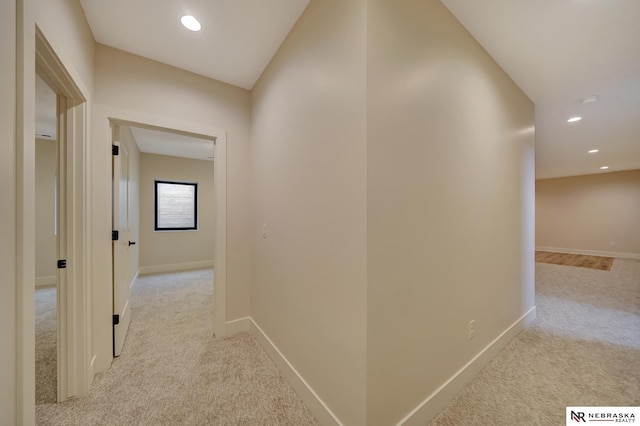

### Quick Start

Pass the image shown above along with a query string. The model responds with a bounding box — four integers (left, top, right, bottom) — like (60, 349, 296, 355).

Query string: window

(154, 180, 198, 231)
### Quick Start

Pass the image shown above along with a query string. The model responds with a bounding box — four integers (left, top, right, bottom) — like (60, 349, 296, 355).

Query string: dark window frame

(154, 180, 198, 231)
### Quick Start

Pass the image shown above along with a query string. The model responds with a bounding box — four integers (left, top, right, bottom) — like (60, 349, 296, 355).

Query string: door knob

(128, 241, 136, 246)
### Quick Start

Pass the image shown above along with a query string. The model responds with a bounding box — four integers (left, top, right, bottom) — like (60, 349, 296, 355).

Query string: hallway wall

(251, 0, 368, 424)
(252, 0, 535, 424)
(366, 1, 535, 423)
(1, 0, 18, 420)
(35, 0, 95, 93)
(537, 169, 640, 257)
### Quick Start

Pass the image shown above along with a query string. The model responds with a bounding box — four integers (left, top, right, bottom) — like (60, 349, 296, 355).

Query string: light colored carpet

(535, 250, 614, 271)
(35, 286, 57, 405)
(429, 258, 640, 426)
(35, 260, 640, 425)
(36, 269, 319, 425)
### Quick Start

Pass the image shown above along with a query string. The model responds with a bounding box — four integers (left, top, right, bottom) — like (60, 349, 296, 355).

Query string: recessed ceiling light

(588, 149, 599, 154)
(181, 15, 201, 32)
(600, 166, 609, 170)
(567, 116, 582, 123)
(581, 96, 599, 104)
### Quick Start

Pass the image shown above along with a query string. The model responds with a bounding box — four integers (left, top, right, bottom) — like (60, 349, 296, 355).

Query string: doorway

(109, 119, 224, 358)
(35, 27, 91, 402)
(34, 73, 58, 404)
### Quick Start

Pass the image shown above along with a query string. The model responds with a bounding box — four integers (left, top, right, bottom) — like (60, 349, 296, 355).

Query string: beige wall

(139, 153, 214, 270)
(91, 44, 252, 372)
(35, 139, 57, 284)
(251, 0, 368, 424)
(1, 0, 17, 420)
(35, 0, 95, 93)
(366, 0, 535, 424)
(251, 0, 535, 423)
(536, 170, 640, 257)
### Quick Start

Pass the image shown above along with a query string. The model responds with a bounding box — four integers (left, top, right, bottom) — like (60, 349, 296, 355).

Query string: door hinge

(112, 230, 119, 241)
(113, 314, 120, 325)
(112, 144, 119, 156)
(57, 259, 67, 269)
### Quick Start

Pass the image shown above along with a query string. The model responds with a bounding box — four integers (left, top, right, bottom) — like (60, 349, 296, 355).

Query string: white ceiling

(129, 126, 214, 161)
(79, 0, 310, 90)
(37, 0, 638, 179)
(440, 0, 640, 179)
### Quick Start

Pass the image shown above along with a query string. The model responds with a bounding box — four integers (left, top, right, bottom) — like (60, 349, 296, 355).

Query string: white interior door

(112, 135, 132, 357)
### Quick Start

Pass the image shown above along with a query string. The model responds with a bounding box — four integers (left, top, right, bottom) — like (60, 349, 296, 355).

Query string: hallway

(430, 258, 640, 425)
(34, 259, 640, 425)
(35, 269, 318, 425)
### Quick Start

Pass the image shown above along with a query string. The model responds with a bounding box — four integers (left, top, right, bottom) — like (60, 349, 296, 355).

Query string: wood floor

(535, 251, 615, 271)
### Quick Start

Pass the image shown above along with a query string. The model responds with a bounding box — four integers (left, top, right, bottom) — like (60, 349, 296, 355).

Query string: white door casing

(95, 113, 226, 374)
(36, 26, 91, 403)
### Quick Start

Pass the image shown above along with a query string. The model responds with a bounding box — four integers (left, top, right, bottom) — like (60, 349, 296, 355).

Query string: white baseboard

(398, 306, 537, 425)
(225, 317, 251, 335)
(536, 246, 640, 260)
(35, 275, 56, 288)
(139, 260, 213, 275)
(249, 318, 343, 426)
(89, 355, 97, 388)
(130, 269, 139, 290)
(226, 310, 538, 426)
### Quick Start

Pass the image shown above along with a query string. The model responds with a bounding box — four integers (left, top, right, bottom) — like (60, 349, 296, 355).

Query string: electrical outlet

(468, 320, 475, 340)
(262, 223, 267, 239)
(609, 242, 616, 248)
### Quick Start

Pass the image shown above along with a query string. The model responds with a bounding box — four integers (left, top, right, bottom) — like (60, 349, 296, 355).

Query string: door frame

(106, 114, 228, 340)
(35, 27, 91, 401)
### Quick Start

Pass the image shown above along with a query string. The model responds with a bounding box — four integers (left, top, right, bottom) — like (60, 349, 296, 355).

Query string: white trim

(213, 134, 227, 338)
(36, 276, 56, 288)
(139, 260, 213, 275)
(536, 246, 640, 260)
(225, 317, 251, 335)
(249, 318, 343, 426)
(89, 354, 96, 388)
(100, 106, 226, 141)
(130, 269, 139, 290)
(398, 306, 537, 425)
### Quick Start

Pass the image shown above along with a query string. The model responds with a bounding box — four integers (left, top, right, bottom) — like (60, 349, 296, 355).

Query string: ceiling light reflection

(181, 15, 201, 32)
